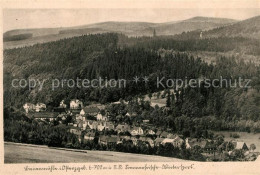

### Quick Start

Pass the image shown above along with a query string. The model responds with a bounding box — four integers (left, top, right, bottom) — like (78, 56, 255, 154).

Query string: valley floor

(4, 142, 186, 163)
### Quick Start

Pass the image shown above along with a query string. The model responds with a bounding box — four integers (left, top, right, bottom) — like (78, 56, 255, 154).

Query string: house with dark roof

(167, 133, 178, 139)
(87, 103, 106, 110)
(105, 122, 115, 130)
(139, 137, 154, 147)
(80, 106, 100, 116)
(69, 127, 82, 142)
(30, 112, 59, 121)
(87, 120, 98, 130)
(69, 127, 82, 136)
(84, 131, 95, 141)
(156, 130, 162, 137)
(173, 135, 184, 148)
(53, 107, 66, 113)
(232, 141, 249, 151)
(186, 138, 216, 154)
(186, 138, 206, 149)
(154, 138, 164, 146)
(131, 137, 138, 146)
(97, 121, 106, 131)
(145, 129, 156, 135)
(116, 124, 130, 133)
(96, 112, 108, 121)
(125, 112, 137, 117)
(99, 135, 118, 146)
(160, 131, 169, 138)
(161, 138, 174, 145)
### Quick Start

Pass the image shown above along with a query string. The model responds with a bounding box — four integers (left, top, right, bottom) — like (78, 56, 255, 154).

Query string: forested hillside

(4, 33, 260, 131)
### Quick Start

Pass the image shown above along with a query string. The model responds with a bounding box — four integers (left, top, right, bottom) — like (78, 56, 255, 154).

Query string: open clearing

(4, 142, 186, 163)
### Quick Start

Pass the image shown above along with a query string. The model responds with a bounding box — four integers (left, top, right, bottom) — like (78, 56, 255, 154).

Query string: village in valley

(22, 93, 259, 161)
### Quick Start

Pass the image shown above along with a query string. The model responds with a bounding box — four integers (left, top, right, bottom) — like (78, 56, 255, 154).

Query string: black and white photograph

(1, 0, 260, 174)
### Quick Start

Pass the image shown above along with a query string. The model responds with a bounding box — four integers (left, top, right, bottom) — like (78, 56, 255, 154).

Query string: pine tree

(166, 93, 171, 107)
(153, 29, 156, 37)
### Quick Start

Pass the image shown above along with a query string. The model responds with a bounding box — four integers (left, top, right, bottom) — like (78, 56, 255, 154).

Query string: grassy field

(213, 131, 260, 152)
(4, 142, 186, 163)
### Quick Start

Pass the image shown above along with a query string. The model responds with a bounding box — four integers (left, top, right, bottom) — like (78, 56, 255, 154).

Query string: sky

(3, 8, 260, 32)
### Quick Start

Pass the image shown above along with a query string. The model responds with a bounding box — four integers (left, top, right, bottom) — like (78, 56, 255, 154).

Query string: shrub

(230, 133, 240, 138)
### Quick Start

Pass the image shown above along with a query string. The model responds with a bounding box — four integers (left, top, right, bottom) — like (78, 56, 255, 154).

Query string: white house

(70, 99, 83, 109)
(161, 138, 175, 145)
(147, 129, 156, 135)
(97, 121, 106, 131)
(35, 103, 46, 112)
(59, 100, 67, 108)
(96, 113, 108, 121)
(162, 136, 184, 148)
(23, 103, 36, 113)
(129, 127, 143, 136)
(84, 131, 95, 141)
(172, 136, 184, 148)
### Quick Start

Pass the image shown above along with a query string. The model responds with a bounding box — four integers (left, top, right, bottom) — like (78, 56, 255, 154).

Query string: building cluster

(23, 99, 256, 158)
(23, 102, 47, 113)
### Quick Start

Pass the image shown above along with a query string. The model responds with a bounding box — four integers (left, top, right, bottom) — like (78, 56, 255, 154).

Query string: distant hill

(183, 16, 237, 24)
(202, 15, 260, 39)
(153, 16, 237, 36)
(3, 16, 237, 49)
(4, 28, 61, 38)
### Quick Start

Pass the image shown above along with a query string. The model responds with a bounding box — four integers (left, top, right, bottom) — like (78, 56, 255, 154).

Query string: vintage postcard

(0, 0, 260, 174)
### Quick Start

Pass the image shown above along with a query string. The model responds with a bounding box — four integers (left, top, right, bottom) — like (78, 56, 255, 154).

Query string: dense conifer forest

(4, 33, 260, 133)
